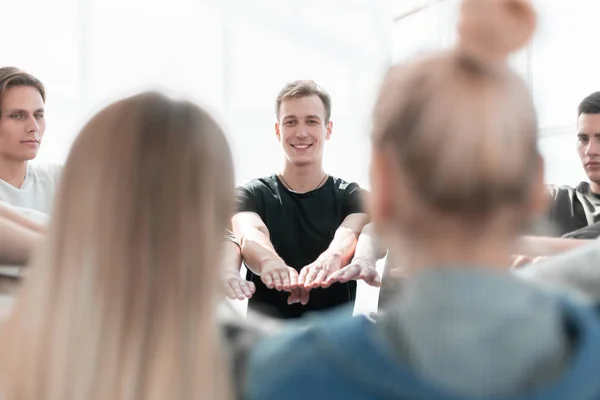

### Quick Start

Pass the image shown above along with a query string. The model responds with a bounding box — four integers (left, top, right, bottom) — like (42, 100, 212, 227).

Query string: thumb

(368, 272, 382, 287)
(362, 268, 382, 287)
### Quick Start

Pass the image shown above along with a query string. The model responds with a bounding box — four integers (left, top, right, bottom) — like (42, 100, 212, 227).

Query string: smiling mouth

(292, 144, 312, 149)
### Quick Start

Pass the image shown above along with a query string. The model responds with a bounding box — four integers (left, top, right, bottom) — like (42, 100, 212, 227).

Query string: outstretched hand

(327, 257, 381, 287)
(261, 260, 298, 292)
(298, 252, 344, 289)
(222, 272, 256, 300)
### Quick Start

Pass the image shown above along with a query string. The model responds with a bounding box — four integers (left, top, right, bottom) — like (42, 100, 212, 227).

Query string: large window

(391, 0, 600, 185)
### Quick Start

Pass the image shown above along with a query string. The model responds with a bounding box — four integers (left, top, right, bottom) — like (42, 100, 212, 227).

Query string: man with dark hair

(545, 91, 600, 238)
(223, 80, 381, 319)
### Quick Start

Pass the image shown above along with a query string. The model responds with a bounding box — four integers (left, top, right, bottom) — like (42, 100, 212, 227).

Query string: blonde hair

(0, 92, 234, 399)
(372, 0, 538, 233)
(275, 80, 332, 122)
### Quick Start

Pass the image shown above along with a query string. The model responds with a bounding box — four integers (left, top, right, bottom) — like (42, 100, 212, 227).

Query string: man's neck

(280, 162, 327, 194)
(0, 158, 28, 188)
(590, 181, 600, 195)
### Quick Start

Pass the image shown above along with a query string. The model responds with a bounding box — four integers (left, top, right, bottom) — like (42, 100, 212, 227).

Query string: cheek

(0, 123, 17, 141)
(576, 143, 586, 158)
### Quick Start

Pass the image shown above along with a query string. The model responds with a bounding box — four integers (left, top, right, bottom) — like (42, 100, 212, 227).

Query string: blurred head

(576, 91, 600, 186)
(0, 67, 46, 163)
(275, 80, 333, 166)
(1, 92, 234, 399)
(370, 0, 544, 253)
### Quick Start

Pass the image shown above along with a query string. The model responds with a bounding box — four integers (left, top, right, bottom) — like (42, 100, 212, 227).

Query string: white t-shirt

(0, 162, 62, 223)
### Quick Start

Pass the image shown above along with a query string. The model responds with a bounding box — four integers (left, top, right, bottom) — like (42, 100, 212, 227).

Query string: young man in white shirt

(0, 67, 61, 221)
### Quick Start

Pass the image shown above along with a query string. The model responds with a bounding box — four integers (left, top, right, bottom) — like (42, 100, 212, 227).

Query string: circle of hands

(224, 254, 382, 303)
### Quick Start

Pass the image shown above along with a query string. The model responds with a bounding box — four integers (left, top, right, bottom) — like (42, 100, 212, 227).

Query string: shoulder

(237, 175, 279, 194)
(27, 162, 63, 183)
(329, 176, 366, 194)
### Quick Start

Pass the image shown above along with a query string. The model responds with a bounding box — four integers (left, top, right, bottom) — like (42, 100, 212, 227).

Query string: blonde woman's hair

(0, 92, 234, 400)
(372, 0, 539, 233)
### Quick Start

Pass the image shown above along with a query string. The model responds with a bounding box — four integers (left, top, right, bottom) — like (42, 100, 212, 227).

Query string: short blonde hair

(275, 80, 332, 122)
(372, 0, 538, 231)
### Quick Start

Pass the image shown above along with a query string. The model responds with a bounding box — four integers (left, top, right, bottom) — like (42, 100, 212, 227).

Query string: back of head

(1, 92, 234, 399)
(371, 0, 540, 238)
(0, 67, 46, 115)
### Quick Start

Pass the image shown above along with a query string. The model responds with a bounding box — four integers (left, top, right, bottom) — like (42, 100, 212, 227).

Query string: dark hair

(275, 80, 332, 122)
(578, 92, 600, 116)
(0, 67, 46, 118)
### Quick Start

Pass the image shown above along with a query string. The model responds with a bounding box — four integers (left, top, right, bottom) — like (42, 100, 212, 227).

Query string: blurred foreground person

(0, 92, 255, 399)
(245, 1, 600, 399)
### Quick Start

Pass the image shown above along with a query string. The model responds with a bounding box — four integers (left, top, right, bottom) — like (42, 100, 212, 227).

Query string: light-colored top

(0, 162, 62, 223)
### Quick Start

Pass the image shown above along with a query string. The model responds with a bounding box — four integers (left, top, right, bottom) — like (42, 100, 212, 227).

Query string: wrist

(321, 250, 343, 261)
(351, 255, 378, 266)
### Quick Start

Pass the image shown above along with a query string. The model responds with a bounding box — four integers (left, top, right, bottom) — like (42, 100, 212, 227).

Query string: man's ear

(325, 121, 333, 140)
(275, 122, 281, 142)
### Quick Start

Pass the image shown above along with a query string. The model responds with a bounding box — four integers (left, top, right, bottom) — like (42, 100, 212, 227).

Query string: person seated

(244, 1, 600, 399)
(0, 67, 61, 220)
(543, 91, 600, 238)
(0, 92, 265, 399)
(229, 80, 379, 319)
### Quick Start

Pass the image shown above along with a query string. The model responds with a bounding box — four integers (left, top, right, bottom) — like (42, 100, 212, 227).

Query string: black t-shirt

(236, 174, 366, 319)
(547, 182, 600, 238)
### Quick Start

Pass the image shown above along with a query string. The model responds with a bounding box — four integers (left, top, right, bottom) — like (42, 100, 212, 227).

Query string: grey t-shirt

(547, 182, 600, 238)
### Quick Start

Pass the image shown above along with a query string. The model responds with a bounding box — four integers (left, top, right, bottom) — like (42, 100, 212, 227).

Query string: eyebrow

(3, 108, 44, 113)
(578, 132, 600, 137)
(283, 114, 321, 120)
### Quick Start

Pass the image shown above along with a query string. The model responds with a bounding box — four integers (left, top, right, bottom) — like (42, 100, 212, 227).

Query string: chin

(20, 152, 38, 161)
(589, 176, 600, 186)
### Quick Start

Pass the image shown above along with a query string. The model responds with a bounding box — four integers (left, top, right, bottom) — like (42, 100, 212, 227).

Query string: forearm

(0, 203, 47, 234)
(0, 216, 43, 265)
(323, 228, 360, 267)
(221, 240, 243, 276)
(324, 214, 371, 266)
(352, 223, 387, 263)
(239, 230, 285, 276)
(518, 236, 591, 257)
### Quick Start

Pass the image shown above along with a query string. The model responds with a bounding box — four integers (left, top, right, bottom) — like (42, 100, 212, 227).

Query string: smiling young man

(0, 67, 61, 222)
(228, 80, 377, 319)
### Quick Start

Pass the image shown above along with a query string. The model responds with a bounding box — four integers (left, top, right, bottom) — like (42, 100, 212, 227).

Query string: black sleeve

(342, 183, 368, 218)
(236, 184, 260, 215)
(562, 222, 600, 239)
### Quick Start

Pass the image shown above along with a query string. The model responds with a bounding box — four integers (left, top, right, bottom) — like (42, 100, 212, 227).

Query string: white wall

(391, 0, 600, 186)
(1, 0, 391, 190)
